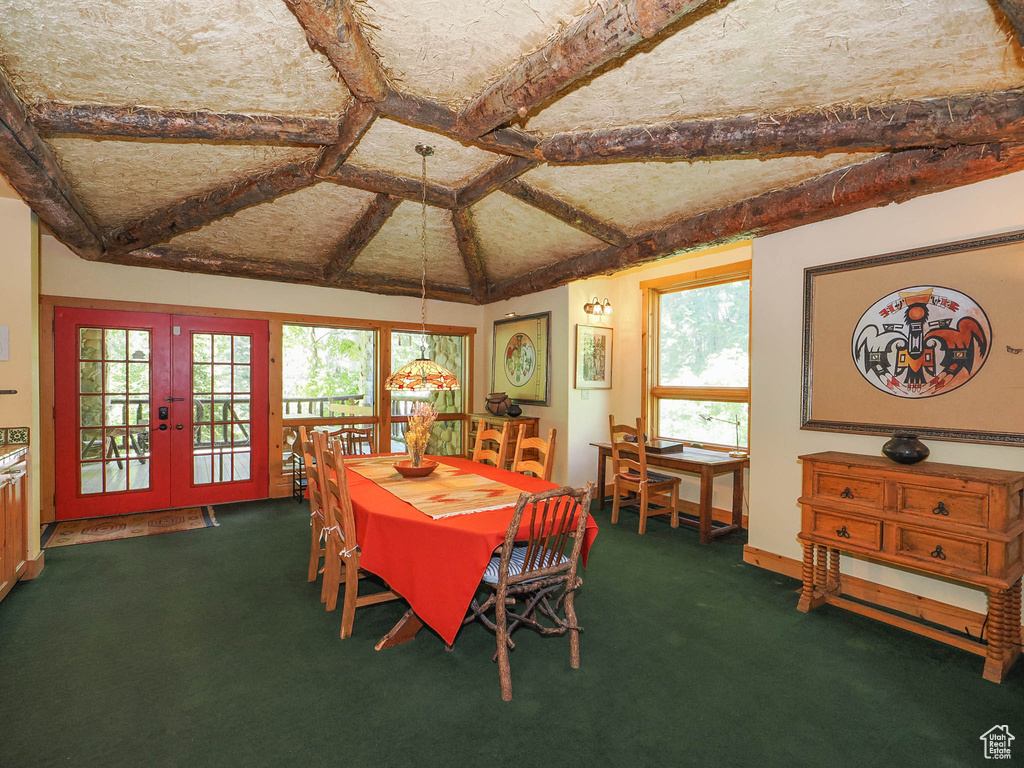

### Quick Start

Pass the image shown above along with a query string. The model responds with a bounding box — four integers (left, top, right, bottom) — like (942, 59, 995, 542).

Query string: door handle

(165, 397, 186, 403)
(152, 424, 168, 432)
(175, 424, 185, 430)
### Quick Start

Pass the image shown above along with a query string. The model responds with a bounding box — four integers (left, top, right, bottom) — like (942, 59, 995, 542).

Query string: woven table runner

(346, 456, 525, 520)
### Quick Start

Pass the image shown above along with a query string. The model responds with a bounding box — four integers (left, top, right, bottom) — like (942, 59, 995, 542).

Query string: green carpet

(0, 498, 1020, 768)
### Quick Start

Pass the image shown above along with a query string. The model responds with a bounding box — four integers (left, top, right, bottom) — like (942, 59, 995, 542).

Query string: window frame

(641, 261, 752, 452)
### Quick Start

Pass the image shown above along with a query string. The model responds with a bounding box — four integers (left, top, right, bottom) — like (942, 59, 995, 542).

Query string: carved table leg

(375, 608, 424, 651)
(983, 589, 1008, 683)
(797, 541, 817, 612)
(827, 548, 842, 595)
(1002, 579, 1022, 670)
(813, 545, 828, 592)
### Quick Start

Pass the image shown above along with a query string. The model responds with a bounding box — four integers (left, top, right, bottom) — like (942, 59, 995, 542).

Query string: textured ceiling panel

(47, 138, 317, 228)
(472, 191, 605, 280)
(347, 119, 499, 187)
(522, 153, 868, 236)
(350, 203, 469, 287)
(527, 0, 1024, 132)
(359, 0, 595, 106)
(0, 0, 351, 115)
(168, 183, 377, 264)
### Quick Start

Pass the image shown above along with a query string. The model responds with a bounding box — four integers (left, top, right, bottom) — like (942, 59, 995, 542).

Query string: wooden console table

(591, 442, 748, 544)
(797, 451, 1024, 683)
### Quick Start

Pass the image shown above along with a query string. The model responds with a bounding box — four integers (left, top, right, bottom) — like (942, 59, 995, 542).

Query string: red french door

(54, 308, 269, 520)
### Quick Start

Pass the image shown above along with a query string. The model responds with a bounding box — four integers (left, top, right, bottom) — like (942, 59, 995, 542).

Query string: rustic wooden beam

(314, 99, 377, 175)
(0, 76, 104, 259)
(29, 102, 340, 145)
(322, 193, 401, 281)
(503, 178, 631, 246)
(539, 89, 1024, 163)
(105, 158, 317, 254)
(487, 142, 1024, 301)
(450, 208, 489, 303)
(455, 156, 538, 208)
(283, 0, 388, 102)
(109, 245, 476, 302)
(375, 88, 541, 159)
(458, 0, 715, 137)
(329, 164, 458, 208)
(997, 0, 1024, 46)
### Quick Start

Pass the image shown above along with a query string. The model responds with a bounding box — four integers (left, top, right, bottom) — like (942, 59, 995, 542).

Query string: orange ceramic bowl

(393, 459, 438, 478)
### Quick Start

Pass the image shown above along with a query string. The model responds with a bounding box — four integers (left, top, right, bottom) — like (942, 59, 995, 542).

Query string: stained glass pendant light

(384, 145, 461, 392)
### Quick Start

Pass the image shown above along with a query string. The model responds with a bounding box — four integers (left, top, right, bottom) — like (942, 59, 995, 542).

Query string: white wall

(749, 169, 1024, 616)
(0, 197, 41, 558)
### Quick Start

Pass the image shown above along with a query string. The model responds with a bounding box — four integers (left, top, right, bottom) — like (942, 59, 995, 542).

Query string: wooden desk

(591, 442, 748, 544)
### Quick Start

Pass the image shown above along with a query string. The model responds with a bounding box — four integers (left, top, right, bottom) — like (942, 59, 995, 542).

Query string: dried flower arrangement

(405, 402, 437, 467)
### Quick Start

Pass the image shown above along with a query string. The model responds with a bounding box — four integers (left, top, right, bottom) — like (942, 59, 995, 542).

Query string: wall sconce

(583, 297, 612, 317)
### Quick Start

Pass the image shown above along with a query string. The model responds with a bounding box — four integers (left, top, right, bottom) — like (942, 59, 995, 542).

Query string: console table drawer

(897, 484, 988, 528)
(811, 471, 884, 509)
(895, 526, 988, 574)
(811, 509, 882, 550)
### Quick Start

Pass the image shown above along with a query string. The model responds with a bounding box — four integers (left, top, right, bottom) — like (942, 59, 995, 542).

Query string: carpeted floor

(0, 497, 1020, 768)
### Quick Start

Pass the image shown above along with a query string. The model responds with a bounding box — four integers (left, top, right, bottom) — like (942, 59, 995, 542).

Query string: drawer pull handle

(932, 502, 949, 516)
(840, 487, 854, 499)
(930, 545, 947, 560)
(836, 526, 851, 539)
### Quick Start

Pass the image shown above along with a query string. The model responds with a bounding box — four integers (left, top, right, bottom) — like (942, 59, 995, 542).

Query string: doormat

(41, 507, 217, 548)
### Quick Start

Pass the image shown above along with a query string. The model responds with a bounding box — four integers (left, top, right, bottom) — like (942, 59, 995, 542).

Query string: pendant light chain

(420, 149, 428, 359)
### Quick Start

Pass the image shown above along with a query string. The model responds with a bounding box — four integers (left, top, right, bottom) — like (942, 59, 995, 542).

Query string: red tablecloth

(346, 456, 599, 645)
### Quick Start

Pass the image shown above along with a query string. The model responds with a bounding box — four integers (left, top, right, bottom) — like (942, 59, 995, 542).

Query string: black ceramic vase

(506, 404, 522, 417)
(882, 433, 930, 465)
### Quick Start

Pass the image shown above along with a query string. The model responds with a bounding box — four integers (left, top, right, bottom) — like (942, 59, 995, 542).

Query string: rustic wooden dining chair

(463, 483, 594, 701)
(313, 431, 402, 638)
(510, 426, 557, 481)
(331, 425, 375, 455)
(472, 419, 511, 469)
(299, 426, 326, 584)
(609, 416, 680, 534)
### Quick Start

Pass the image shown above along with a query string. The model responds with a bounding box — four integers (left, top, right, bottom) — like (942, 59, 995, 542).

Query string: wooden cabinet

(797, 451, 1024, 683)
(0, 446, 29, 603)
(466, 413, 538, 469)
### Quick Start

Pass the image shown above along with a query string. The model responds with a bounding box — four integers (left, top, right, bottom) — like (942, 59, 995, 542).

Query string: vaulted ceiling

(1, 0, 1023, 304)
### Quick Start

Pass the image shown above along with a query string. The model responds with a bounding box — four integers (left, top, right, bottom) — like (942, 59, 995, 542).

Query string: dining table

(342, 455, 600, 649)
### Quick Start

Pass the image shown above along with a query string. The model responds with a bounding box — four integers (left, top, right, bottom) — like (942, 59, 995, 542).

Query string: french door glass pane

(658, 279, 749, 387)
(281, 325, 375, 419)
(192, 331, 253, 485)
(78, 325, 151, 496)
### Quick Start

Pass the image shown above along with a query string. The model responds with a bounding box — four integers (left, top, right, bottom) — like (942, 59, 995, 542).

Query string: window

(643, 263, 750, 450)
(281, 325, 375, 420)
(390, 331, 466, 456)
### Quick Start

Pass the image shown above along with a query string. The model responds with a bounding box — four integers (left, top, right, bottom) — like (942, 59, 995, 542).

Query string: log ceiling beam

(374, 88, 540, 158)
(329, 164, 458, 208)
(29, 102, 341, 145)
(502, 178, 631, 246)
(458, 0, 716, 137)
(105, 158, 317, 255)
(451, 208, 489, 303)
(0, 76, 104, 259)
(322, 193, 402, 281)
(112, 246, 475, 302)
(283, 0, 387, 102)
(314, 99, 377, 176)
(487, 142, 1024, 301)
(455, 156, 539, 208)
(539, 89, 1024, 163)
(997, 0, 1024, 46)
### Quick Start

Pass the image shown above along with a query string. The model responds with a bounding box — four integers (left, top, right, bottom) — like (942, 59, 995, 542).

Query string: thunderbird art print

(852, 286, 991, 398)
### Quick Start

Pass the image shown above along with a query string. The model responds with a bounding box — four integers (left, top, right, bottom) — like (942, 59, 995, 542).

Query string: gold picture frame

(491, 312, 551, 406)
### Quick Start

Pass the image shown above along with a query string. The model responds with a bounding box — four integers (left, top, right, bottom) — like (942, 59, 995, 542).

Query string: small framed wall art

(575, 324, 613, 389)
(492, 312, 551, 405)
